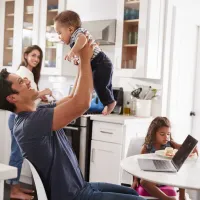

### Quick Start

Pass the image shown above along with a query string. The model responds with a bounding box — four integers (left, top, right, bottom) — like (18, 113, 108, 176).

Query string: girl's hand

(131, 180, 139, 189)
(65, 50, 75, 62)
(192, 146, 199, 156)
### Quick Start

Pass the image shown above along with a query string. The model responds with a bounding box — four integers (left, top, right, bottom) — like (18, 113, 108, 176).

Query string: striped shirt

(69, 28, 101, 60)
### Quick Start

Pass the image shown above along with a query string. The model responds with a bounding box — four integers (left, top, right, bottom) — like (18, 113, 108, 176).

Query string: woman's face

(25, 49, 41, 68)
(155, 126, 171, 145)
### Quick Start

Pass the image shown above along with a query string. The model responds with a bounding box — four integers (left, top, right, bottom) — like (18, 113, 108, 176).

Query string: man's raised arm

(52, 41, 93, 131)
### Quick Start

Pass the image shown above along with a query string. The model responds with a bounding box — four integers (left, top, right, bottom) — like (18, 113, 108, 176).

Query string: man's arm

(52, 40, 93, 131)
(56, 67, 80, 106)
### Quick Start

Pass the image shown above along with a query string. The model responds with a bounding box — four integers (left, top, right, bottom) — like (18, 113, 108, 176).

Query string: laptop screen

(172, 135, 198, 170)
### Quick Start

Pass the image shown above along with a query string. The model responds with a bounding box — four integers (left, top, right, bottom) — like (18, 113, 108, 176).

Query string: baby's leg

(92, 53, 116, 115)
(140, 179, 176, 200)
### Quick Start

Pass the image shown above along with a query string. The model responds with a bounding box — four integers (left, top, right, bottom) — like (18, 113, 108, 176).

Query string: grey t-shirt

(13, 103, 86, 200)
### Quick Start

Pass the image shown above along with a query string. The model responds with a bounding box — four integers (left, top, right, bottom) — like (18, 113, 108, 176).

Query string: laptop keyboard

(153, 160, 172, 170)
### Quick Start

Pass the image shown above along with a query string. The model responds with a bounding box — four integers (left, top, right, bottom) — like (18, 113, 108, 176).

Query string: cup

(136, 99, 152, 117)
(26, 6, 33, 13)
(8, 38, 13, 47)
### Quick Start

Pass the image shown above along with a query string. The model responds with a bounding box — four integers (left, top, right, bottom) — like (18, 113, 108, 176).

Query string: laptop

(138, 135, 198, 172)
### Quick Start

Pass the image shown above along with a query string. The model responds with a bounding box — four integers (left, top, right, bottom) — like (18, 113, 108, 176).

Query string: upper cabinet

(0, 0, 16, 70)
(39, 0, 66, 75)
(0, 0, 40, 72)
(66, 0, 117, 21)
(114, 0, 165, 79)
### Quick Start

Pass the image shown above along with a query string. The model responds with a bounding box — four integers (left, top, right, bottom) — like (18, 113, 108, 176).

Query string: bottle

(123, 101, 131, 116)
(128, 32, 133, 44)
(130, 95, 136, 115)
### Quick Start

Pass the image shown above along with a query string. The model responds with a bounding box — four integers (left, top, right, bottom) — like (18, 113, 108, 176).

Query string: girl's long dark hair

(144, 117, 172, 146)
(18, 45, 43, 89)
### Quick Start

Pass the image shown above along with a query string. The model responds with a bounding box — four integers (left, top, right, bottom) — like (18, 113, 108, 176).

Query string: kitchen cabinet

(89, 115, 152, 184)
(66, 0, 117, 21)
(114, 0, 165, 79)
(39, 0, 66, 75)
(0, 0, 40, 72)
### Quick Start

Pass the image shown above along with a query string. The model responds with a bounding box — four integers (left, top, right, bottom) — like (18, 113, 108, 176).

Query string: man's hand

(65, 50, 76, 62)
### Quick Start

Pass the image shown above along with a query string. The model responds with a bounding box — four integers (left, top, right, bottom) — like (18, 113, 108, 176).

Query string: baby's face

(54, 22, 72, 45)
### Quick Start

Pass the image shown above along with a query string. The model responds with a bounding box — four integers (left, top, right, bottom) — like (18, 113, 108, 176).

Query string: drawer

(92, 121, 124, 144)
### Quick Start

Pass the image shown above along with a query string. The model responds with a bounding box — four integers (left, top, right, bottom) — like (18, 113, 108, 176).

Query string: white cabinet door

(39, 0, 66, 75)
(164, 0, 200, 143)
(66, 0, 117, 21)
(89, 140, 122, 184)
(115, 0, 165, 79)
(138, 0, 165, 79)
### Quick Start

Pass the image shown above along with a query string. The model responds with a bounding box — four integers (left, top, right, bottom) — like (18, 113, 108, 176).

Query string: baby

(54, 10, 116, 115)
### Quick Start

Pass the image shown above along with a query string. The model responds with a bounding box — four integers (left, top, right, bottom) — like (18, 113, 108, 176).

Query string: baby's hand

(65, 50, 75, 62)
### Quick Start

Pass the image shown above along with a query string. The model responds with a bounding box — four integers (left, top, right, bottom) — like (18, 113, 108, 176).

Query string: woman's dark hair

(18, 45, 43, 89)
(144, 117, 172, 146)
(0, 69, 18, 112)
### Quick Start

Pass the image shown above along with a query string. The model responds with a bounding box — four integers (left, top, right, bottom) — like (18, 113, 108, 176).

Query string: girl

(131, 117, 197, 200)
(7, 45, 52, 200)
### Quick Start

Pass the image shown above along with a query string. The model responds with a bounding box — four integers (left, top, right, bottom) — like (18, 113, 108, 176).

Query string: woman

(7, 45, 52, 200)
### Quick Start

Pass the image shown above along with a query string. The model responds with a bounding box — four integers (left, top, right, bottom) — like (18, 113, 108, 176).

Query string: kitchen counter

(90, 114, 153, 125)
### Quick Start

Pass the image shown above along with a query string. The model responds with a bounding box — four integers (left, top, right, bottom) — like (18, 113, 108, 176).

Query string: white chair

(25, 159, 48, 200)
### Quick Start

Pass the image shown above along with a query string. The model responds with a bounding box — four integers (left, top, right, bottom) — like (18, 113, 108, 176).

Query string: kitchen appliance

(82, 19, 116, 45)
(63, 116, 92, 181)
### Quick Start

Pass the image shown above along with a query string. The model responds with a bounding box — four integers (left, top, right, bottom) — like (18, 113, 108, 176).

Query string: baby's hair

(144, 116, 172, 146)
(54, 10, 81, 30)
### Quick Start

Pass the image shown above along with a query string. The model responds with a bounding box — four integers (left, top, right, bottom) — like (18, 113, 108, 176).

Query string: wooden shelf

(124, 19, 139, 25)
(24, 26, 33, 30)
(124, 44, 138, 47)
(5, 47, 13, 50)
(6, 28, 14, 31)
(125, 1, 140, 9)
(25, 12, 33, 15)
(48, 9, 58, 13)
(6, 13, 14, 17)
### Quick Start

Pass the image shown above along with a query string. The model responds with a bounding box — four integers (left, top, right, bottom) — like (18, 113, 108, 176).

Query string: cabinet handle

(91, 148, 95, 162)
(100, 130, 113, 135)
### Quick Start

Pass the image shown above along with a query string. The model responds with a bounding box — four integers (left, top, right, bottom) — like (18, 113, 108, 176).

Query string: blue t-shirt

(13, 103, 86, 200)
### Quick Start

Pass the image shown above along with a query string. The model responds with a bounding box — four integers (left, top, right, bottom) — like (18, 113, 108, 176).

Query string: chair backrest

(126, 137, 145, 157)
(25, 159, 48, 200)
(121, 137, 145, 185)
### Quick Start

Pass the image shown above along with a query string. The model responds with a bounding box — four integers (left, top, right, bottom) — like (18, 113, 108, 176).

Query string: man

(0, 41, 144, 200)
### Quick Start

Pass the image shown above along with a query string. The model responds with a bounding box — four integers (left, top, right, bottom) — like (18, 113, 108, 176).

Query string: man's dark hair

(0, 69, 18, 112)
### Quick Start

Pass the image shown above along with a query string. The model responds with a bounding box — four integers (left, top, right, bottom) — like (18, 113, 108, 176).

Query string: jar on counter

(123, 101, 131, 116)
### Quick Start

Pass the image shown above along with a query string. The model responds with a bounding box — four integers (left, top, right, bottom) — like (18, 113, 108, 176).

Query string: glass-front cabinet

(0, 0, 40, 72)
(40, 0, 66, 75)
(114, 0, 165, 79)
(0, 0, 15, 69)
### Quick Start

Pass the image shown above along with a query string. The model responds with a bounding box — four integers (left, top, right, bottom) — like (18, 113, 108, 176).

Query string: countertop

(0, 163, 17, 180)
(90, 114, 153, 125)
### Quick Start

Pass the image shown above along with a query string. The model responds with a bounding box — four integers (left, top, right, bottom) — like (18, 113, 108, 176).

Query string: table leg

(0, 180, 4, 200)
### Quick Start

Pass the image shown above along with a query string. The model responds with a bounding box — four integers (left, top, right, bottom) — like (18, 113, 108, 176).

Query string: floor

(4, 182, 37, 200)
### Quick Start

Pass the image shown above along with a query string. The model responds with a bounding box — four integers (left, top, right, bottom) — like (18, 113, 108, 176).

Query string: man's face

(7, 73, 38, 105)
